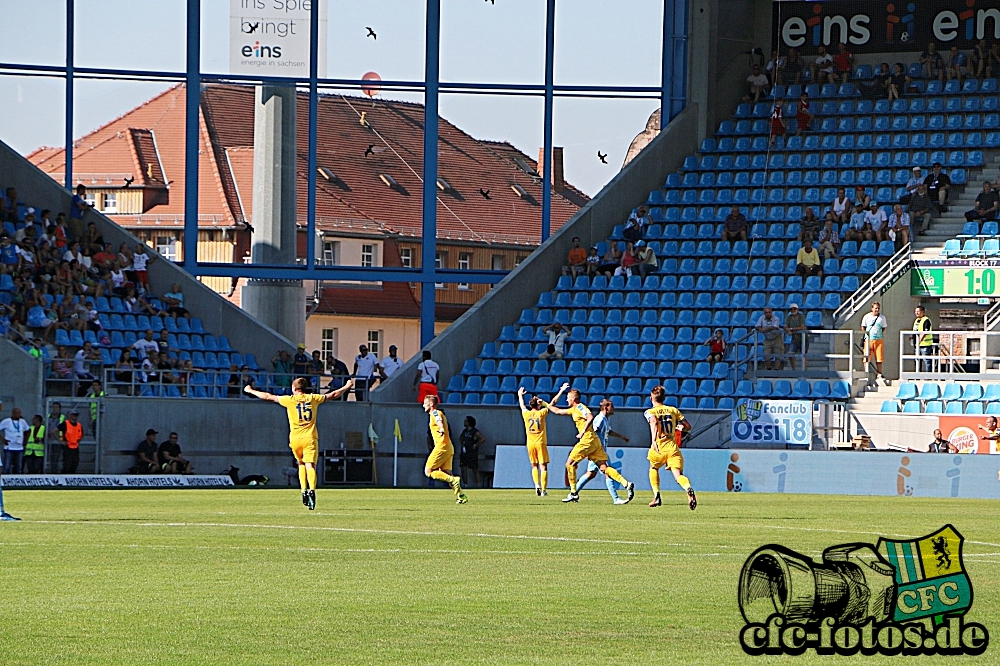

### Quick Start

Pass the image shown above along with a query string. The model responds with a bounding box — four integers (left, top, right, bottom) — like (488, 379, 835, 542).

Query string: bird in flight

(243, 220, 255, 233)
(597, 151, 608, 164)
(479, 188, 491, 200)
(123, 176, 134, 188)
(366, 27, 376, 39)
(485, 0, 495, 4)
(365, 145, 375, 157)
(245, 22, 259, 34)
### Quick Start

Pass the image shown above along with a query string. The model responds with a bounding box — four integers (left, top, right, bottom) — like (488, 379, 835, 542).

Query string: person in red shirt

(561, 236, 588, 279)
(92, 242, 116, 269)
(707, 330, 727, 367)
(833, 42, 853, 84)
(795, 92, 813, 136)
(769, 100, 785, 147)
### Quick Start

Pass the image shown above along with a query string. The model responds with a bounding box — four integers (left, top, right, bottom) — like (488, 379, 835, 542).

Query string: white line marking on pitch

(28, 520, 652, 545)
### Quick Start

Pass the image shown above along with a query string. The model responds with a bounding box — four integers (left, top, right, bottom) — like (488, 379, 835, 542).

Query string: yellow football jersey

(429, 409, 452, 449)
(278, 393, 326, 443)
(522, 405, 549, 448)
(571, 403, 598, 438)
(644, 404, 684, 454)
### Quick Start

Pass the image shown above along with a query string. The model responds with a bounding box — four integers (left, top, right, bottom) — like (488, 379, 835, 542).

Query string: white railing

(985, 300, 1000, 331)
(899, 330, 1000, 380)
(834, 243, 911, 326)
(730, 329, 854, 381)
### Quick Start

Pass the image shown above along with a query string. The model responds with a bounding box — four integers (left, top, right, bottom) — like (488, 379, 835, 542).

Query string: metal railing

(985, 300, 1000, 331)
(899, 330, 1000, 380)
(833, 243, 912, 327)
(100, 368, 366, 399)
(730, 328, 855, 382)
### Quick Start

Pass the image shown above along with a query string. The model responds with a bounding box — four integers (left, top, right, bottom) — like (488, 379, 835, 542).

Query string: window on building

(321, 328, 338, 363)
(458, 252, 471, 290)
(367, 330, 381, 356)
(322, 241, 339, 265)
(82, 191, 96, 207)
(435, 252, 446, 289)
(491, 255, 504, 271)
(400, 247, 412, 267)
(515, 255, 527, 267)
(102, 192, 117, 213)
(361, 244, 374, 267)
(156, 236, 176, 261)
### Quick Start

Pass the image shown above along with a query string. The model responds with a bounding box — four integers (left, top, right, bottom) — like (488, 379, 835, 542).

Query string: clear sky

(0, 0, 664, 196)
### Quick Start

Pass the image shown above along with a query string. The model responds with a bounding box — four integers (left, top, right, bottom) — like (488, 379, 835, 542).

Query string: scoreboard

(912, 266, 1000, 298)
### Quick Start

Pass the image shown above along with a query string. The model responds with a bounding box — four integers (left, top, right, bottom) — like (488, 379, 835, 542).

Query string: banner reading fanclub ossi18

(773, 0, 1000, 55)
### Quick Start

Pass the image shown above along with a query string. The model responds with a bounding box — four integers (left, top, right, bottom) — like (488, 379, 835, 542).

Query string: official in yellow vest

(24, 416, 45, 474)
(913, 305, 934, 373)
(86, 380, 105, 432)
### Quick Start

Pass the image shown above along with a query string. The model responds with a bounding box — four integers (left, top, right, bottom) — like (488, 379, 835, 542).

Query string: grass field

(2, 488, 1000, 665)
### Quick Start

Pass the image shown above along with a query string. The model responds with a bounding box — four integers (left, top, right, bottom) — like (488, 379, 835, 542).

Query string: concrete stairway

(911, 156, 1000, 262)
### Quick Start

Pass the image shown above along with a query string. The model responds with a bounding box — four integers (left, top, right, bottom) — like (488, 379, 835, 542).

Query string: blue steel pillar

(541, 0, 555, 242)
(64, 0, 74, 190)
(420, 0, 441, 347)
(183, 0, 201, 271)
(306, 0, 319, 271)
(661, 0, 689, 129)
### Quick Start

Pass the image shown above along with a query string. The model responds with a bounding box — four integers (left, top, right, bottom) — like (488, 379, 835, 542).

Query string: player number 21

(296, 403, 313, 422)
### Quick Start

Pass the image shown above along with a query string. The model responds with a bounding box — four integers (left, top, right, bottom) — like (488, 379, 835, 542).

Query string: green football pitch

(2, 488, 1000, 665)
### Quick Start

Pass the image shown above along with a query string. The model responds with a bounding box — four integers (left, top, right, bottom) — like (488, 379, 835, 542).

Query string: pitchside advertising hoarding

(773, 0, 1000, 54)
(230, 0, 328, 77)
(731, 398, 813, 447)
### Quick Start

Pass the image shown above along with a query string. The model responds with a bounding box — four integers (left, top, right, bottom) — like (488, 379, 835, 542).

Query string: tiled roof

(28, 84, 585, 243)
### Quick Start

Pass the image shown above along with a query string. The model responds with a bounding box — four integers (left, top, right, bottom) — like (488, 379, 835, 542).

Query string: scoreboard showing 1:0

(961, 268, 997, 296)
(912, 267, 1000, 297)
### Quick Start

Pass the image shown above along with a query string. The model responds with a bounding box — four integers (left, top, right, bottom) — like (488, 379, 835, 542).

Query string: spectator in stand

(293, 344, 310, 378)
(832, 42, 853, 84)
(308, 350, 325, 382)
(866, 201, 889, 242)
(908, 183, 933, 236)
(117, 242, 135, 282)
(852, 185, 872, 210)
(132, 243, 152, 291)
(0, 407, 28, 474)
(830, 187, 851, 224)
(795, 239, 823, 278)
(162, 283, 190, 320)
(987, 42, 1000, 78)
(326, 355, 351, 401)
(353, 344, 379, 400)
(92, 242, 115, 270)
(114, 349, 136, 393)
(539, 322, 571, 361)
(73, 340, 100, 387)
(0, 235, 21, 273)
(768, 99, 785, 147)
(766, 50, 784, 84)
(135, 429, 160, 474)
(888, 204, 911, 249)
(722, 205, 748, 243)
(83, 222, 103, 255)
(271, 350, 293, 390)
(52, 345, 73, 381)
(924, 163, 951, 213)
(155, 352, 177, 385)
(585, 246, 601, 277)
(68, 184, 91, 241)
(784, 303, 808, 371)
(784, 48, 803, 85)
(706, 329, 727, 367)
(561, 236, 587, 278)
(623, 206, 651, 242)
(596, 242, 622, 278)
(798, 207, 821, 242)
(132, 329, 159, 361)
(971, 39, 989, 79)
(617, 241, 638, 277)
(745, 64, 769, 103)
(53, 213, 69, 249)
(900, 167, 923, 205)
(156, 329, 172, 355)
(413, 350, 440, 404)
(886, 63, 907, 103)
(158, 432, 193, 474)
(920, 42, 945, 81)
(23, 415, 45, 474)
(817, 218, 841, 260)
(635, 240, 658, 278)
(811, 45, 835, 84)
(946, 46, 967, 83)
(794, 92, 813, 136)
(0, 187, 16, 223)
(378, 345, 403, 381)
(756, 307, 785, 371)
(965, 181, 999, 224)
(58, 410, 83, 473)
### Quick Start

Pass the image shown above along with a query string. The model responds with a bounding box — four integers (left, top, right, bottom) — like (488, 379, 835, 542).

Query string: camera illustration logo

(738, 525, 988, 655)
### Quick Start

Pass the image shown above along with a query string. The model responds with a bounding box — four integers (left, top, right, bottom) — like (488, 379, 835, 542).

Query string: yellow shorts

(866, 338, 884, 363)
(425, 444, 454, 473)
(568, 435, 608, 465)
(648, 445, 684, 471)
(527, 442, 549, 465)
(290, 438, 319, 465)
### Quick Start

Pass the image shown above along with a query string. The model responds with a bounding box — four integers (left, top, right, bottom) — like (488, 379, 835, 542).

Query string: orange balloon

(361, 72, 381, 98)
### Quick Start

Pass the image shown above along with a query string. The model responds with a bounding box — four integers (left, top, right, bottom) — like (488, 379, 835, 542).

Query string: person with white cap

(378, 345, 403, 380)
(900, 166, 923, 205)
(865, 201, 888, 242)
(784, 304, 808, 371)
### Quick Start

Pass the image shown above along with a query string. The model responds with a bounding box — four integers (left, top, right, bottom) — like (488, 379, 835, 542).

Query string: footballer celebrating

(244, 376, 354, 509)
(546, 383, 634, 503)
(645, 385, 697, 509)
(423, 395, 468, 504)
(517, 383, 567, 496)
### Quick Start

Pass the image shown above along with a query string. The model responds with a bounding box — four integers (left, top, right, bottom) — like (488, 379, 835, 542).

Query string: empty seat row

(718, 114, 999, 137)
(894, 382, 1000, 403)
(733, 90, 1000, 120)
(882, 400, 1000, 415)
(683, 147, 982, 176)
(446, 392, 734, 410)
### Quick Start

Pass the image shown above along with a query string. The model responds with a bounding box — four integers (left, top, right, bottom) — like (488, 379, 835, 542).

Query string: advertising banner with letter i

(230, 0, 328, 78)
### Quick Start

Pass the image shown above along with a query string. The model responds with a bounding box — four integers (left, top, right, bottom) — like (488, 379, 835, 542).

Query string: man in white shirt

(0, 408, 29, 474)
(865, 201, 889, 242)
(413, 350, 440, 404)
(812, 45, 835, 84)
(861, 301, 889, 389)
(539, 322, 571, 360)
(353, 344, 379, 401)
(746, 65, 769, 103)
(900, 167, 923, 205)
(378, 345, 404, 381)
(888, 204, 911, 247)
(131, 329, 159, 361)
(0, 406, 20, 519)
(755, 307, 785, 370)
(73, 341, 101, 383)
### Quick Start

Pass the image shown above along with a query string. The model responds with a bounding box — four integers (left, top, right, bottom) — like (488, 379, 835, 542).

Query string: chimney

(537, 146, 566, 194)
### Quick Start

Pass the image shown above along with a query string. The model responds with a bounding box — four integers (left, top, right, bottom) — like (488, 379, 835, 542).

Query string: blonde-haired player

(244, 376, 354, 509)
(423, 394, 468, 504)
(546, 383, 634, 503)
(517, 383, 567, 496)
(645, 385, 696, 509)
